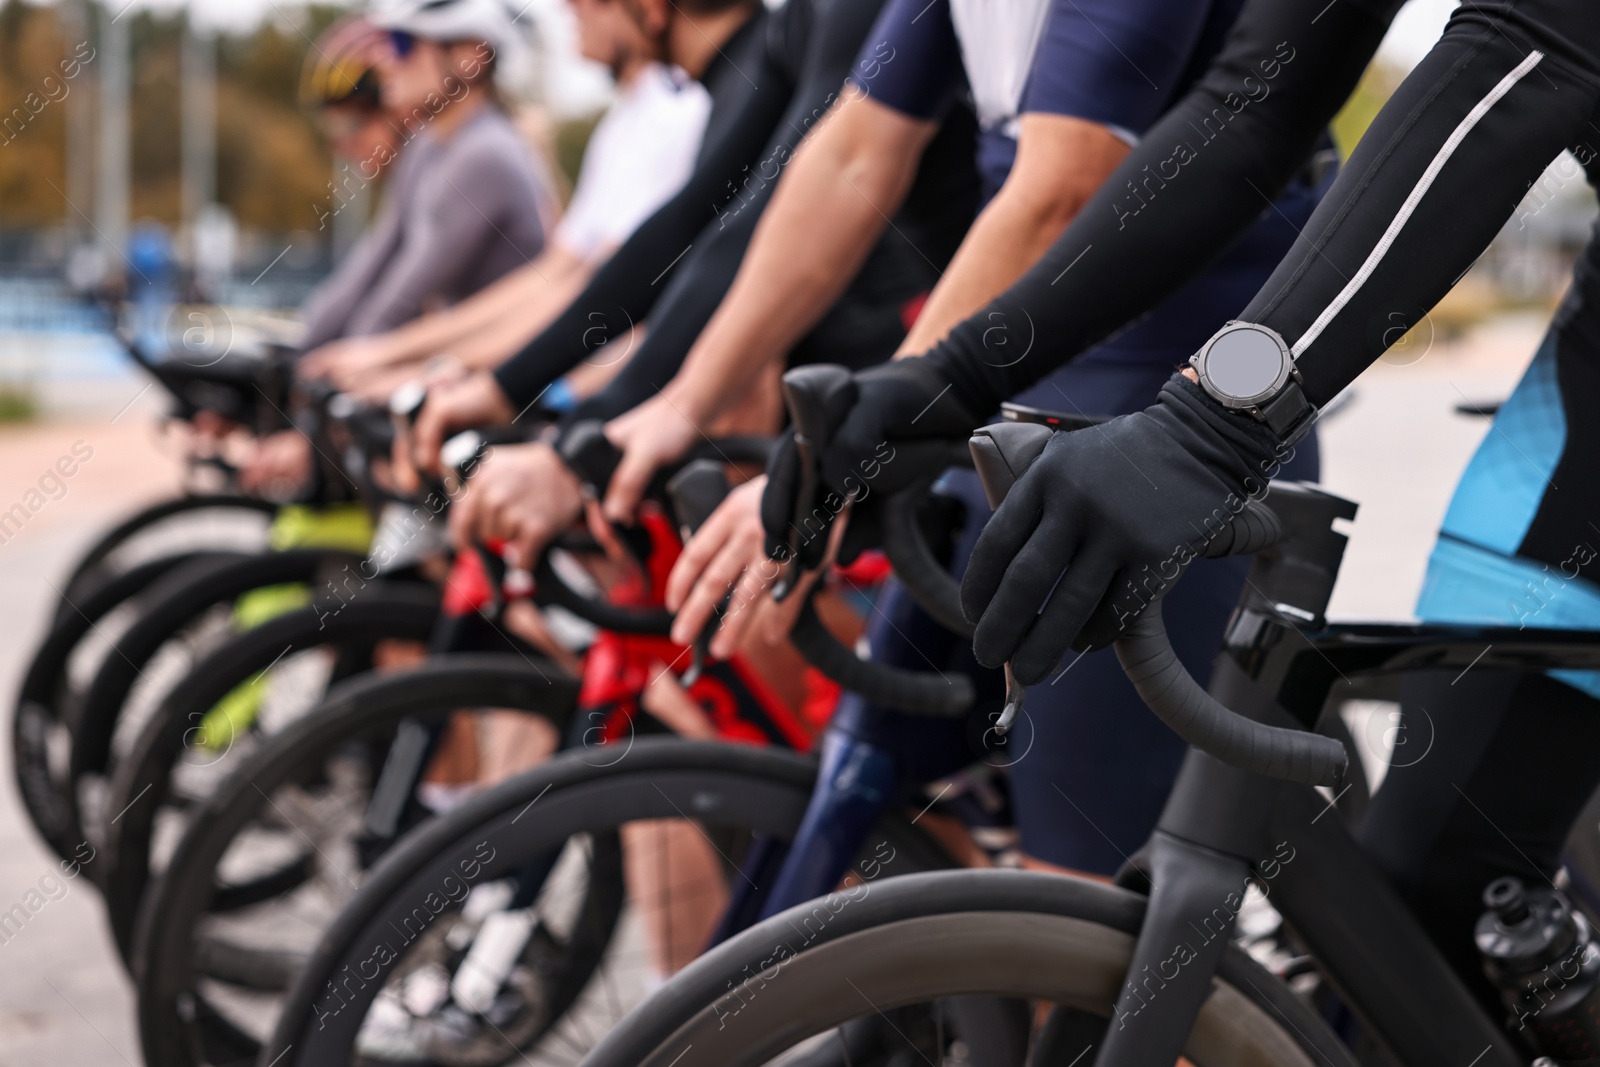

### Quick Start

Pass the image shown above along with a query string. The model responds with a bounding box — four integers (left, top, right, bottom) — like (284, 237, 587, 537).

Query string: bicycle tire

(67, 549, 369, 851)
(101, 585, 442, 963)
(259, 738, 954, 1067)
(13, 550, 245, 861)
(578, 868, 1360, 1067)
(134, 654, 581, 1067)
(56, 494, 276, 617)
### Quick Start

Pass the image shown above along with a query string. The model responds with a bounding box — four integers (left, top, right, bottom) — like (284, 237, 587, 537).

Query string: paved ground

(0, 392, 178, 1067)
(0, 314, 1546, 1064)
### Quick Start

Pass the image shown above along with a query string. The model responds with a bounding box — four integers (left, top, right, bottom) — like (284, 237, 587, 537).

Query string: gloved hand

(962, 375, 1289, 684)
(760, 357, 982, 568)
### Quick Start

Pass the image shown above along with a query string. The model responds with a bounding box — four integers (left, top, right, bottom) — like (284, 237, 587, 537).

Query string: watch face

(1204, 325, 1287, 403)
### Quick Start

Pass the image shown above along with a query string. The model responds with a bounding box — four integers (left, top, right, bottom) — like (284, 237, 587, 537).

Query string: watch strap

(1257, 378, 1316, 443)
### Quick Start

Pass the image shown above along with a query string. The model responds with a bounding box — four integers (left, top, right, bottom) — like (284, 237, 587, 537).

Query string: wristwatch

(1189, 322, 1317, 442)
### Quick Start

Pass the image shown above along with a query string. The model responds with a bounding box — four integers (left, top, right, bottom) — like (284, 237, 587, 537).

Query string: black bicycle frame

(1097, 482, 1595, 1067)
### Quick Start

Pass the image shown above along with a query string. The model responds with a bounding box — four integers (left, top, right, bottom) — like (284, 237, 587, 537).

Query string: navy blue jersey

(852, 0, 1243, 195)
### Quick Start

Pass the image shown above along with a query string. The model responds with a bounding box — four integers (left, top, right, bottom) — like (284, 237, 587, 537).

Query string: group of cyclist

(66, 0, 1600, 1055)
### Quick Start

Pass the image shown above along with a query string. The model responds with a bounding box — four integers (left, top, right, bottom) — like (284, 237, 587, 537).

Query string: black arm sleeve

(567, 0, 896, 423)
(491, 9, 790, 410)
(918, 0, 1401, 415)
(1247, 0, 1600, 405)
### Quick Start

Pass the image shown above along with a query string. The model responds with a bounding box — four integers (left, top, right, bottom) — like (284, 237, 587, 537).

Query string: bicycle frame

(1098, 483, 1600, 1067)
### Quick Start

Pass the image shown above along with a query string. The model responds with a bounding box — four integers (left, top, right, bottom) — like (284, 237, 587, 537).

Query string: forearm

(667, 96, 932, 425)
(898, 114, 1129, 355)
(448, 257, 594, 370)
(1247, 0, 1600, 405)
(920, 0, 1399, 413)
(353, 258, 544, 362)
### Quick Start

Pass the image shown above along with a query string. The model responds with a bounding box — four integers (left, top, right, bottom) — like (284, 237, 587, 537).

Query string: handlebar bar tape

(1113, 601, 1347, 787)
(880, 482, 972, 637)
(1199, 499, 1282, 559)
(531, 557, 674, 636)
(790, 599, 973, 717)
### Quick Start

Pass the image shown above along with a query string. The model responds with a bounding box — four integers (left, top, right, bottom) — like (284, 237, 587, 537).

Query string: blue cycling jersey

(852, 0, 1245, 197)
(1417, 211, 1600, 697)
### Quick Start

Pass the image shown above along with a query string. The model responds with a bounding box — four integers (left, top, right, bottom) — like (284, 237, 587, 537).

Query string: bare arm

(299, 244, 589, 384)
(895, 112, 1129, 355)
(444, 250, 593, 368)
(374, 244, 586, 360)
(657, 91, 937, 425)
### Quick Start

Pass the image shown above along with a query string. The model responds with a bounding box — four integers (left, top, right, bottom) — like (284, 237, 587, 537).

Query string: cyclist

(956, 0, 1600, 1017)
(297, 0, 549, 350)
(299, 0, 713, 401)
(411, 0, 981, 554)
(244, 2, 554, 495)
(659, 0, 1341, 883)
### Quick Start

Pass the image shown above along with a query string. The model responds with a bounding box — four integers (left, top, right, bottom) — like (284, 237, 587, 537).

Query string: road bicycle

(541, 404, 1600, 1067)
(243, 401, 1045, 1065)
(12, 333, 302, 861)
(53, 388, 438, 906)
(129, 422, 882, 1066)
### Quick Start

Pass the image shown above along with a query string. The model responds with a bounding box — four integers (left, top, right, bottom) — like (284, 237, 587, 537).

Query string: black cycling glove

(761, 357, 984, 567)
(962, 375, 1292, 683)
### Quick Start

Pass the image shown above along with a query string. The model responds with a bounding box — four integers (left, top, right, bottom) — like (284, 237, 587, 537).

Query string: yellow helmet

(298, 16, 391, 110)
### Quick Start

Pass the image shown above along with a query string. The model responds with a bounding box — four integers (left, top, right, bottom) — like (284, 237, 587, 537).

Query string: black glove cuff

(918, 344, 1006, 425)
(1161, 375, 1298, 489)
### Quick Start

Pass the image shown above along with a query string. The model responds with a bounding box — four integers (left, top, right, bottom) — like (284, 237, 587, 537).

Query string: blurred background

(0, 0, 1590, 421)
(0, 1, 1595, 1063)
(0, 0, 619, 418)
(0, 0, 1590, 425)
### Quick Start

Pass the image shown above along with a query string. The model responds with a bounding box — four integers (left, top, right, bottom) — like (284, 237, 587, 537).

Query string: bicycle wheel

(576, 869, 1360, 1067)
(134, 655, 580, 1067)
(67, 548, 368, 855)
(13, 550, 246, 861)
(248, 739, 954, 1067)
(56, 494, 275, 616)
(100, 585, 442, 963)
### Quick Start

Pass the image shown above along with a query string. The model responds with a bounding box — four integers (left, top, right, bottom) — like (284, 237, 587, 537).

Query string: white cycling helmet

(374, 0, 533, 91)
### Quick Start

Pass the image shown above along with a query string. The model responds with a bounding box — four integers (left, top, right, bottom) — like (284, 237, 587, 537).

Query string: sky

(83, 0, 1462, 114)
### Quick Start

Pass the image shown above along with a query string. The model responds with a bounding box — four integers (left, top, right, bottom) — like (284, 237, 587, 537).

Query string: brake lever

(773, 366, 858, 601)
(968, 421, 1055, 738)
(665, 460, 731, 685)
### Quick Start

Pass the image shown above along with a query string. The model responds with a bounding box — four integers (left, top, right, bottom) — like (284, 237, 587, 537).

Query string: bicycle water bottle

(1475, 876, 1600, 1062)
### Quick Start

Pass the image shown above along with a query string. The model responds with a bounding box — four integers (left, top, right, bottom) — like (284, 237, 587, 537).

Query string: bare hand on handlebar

(964, 375, 1292, 683)
(665, 475, 821, 660)
(298, 333, 412, 391)
(411, 369, 515, 475)
(448, 441, 583, 566)
(601, 390, 708, 526)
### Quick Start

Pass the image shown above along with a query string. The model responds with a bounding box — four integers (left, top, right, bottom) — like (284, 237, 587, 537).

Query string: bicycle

(550, 411, 1600, 1067)
(12, 332, 303, 861)
(56, 386, 437, 900)
(239, 411, 1031, 1066)
(130, 423, 864, 1065)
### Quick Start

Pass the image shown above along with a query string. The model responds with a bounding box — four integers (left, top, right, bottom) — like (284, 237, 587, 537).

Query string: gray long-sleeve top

(299, 106, 549, 351)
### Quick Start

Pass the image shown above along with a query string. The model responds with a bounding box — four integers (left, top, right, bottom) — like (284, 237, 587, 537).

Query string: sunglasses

(388, 29, 416, 57)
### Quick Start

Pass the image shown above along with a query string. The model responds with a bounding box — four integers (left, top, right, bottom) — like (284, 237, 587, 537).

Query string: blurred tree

(0, 0, 345, 233)
(0, 1, 72, 225)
